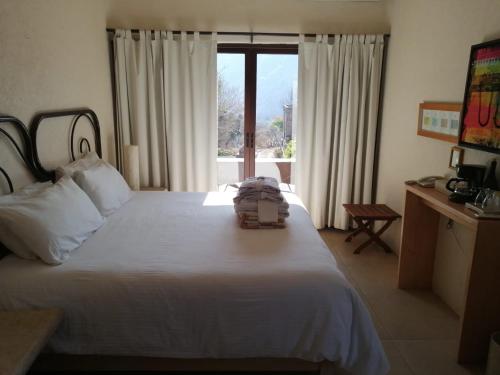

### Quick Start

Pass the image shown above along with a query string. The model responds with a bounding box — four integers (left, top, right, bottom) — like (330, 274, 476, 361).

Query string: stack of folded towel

(233, 176, 289, 229)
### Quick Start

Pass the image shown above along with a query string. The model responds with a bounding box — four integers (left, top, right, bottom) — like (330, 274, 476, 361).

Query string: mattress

(0, 192, 388, 375)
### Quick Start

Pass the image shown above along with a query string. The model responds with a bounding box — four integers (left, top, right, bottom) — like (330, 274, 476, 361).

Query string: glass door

(217, 53, 245, 187)
(217, 46, 298, 191)
(255, 53, 298, 191)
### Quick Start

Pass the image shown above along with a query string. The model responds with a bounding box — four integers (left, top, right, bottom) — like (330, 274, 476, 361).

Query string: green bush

(218, 148, 238, 157)
(283, 139, 296, 159)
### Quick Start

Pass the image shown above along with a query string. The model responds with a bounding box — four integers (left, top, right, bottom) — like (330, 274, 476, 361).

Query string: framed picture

(417, 102, 462, 143)
(449, 146, 464, 169)
(459, 38, 500, 154)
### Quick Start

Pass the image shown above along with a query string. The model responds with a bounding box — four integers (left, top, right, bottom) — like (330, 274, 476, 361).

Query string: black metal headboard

(0, 114, 44, 192)
(30, 108, 102, 181)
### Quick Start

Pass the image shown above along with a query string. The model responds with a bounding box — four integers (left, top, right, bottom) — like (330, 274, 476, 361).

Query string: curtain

(113, 30, 218, 192)
(296, 34, 385, 229)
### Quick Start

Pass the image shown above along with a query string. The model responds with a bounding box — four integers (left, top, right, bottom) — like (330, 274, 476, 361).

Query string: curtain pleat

(297, 34, 384, 229)
(113, 30, 217, 191)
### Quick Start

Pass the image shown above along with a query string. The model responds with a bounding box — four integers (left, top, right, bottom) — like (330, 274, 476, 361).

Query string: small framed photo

(417, 102, 462, 143)
(449, 146, 464, 169)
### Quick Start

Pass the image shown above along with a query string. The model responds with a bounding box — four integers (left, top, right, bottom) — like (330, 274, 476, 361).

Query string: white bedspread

(0, 192, 388, 375)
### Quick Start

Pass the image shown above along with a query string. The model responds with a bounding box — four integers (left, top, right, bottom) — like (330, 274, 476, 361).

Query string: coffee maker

(446, 164, 486, 203)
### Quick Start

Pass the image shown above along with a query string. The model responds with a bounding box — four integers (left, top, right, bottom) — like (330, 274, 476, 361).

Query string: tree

(217, 71, 244, 153)
(255, 118, 284, 149)
(270, 118, 284, 132)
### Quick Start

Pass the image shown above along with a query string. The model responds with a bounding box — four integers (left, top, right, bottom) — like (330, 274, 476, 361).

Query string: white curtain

(296, 34, 385, 229)
(113, 30, 218, 192)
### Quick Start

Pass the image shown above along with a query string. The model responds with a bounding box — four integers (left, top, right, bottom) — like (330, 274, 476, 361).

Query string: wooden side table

(0, 309, 63, 375)
(343, 204, 401, 254)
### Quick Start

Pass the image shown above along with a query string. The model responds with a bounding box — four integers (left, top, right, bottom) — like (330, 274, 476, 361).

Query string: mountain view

(217, 53, 298, 122)
(217, 53, 298, 159)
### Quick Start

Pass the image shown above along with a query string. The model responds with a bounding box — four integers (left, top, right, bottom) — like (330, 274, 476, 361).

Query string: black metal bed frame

(30, 108, 102, 181)
(0, 114, 39, 192)
(0, 108, 101, 192)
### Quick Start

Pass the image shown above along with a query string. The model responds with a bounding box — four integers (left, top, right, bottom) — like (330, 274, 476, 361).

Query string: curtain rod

(106, 28, 390, 38)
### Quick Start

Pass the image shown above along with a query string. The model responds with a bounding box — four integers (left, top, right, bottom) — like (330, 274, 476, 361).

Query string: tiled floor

(319, 229, 484, 375)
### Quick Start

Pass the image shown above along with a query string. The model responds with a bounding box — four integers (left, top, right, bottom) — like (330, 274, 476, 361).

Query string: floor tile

(343, 255, 399, 291)
(320, 228, 396, 267)
(319, 229, 475, 374)
(395, 340, 483, 375)
(321, 229, 460, 340)
(363, 289, 459, 340)
(365, 303, 392, 340)
(382, 340, 414, 375)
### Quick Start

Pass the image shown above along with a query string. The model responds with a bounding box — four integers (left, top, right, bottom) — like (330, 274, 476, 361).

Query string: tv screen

(459, 38, 500, 154)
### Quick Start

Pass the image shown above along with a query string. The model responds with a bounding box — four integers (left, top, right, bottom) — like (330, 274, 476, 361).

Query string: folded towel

(234, 176, 288, 229)
(238, 214, 286, 229)
(236, 209, 289, 218)
(238, 212, 289, 220)
(235, 199, 289, 212)
(233, 190, 284, 204)
(239, 176, 280, 193)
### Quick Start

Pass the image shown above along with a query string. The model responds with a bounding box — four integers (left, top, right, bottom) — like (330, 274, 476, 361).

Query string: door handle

(245, 132, 250, 147)
(250, 133, 254, 148)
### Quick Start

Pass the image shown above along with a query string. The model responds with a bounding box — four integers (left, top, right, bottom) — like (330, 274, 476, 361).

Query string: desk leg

(398, 190, 440, 289)
(458, 220, 500, 364)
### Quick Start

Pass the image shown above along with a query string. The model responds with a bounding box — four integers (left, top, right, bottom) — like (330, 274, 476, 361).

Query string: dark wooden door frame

(244, 50, 256, 178)
(218, 44, 298, 179)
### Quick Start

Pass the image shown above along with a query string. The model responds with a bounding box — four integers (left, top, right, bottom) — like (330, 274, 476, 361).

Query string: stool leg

(352, 219, 396, 254)
(370, 219, 395, 253)
(345, 226, 364, 242)
(356, 219, 395, 254)
(352, 219, 375, 254)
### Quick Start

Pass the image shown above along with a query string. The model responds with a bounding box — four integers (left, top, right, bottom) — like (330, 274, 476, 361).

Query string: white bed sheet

(0, 192, 388, 375)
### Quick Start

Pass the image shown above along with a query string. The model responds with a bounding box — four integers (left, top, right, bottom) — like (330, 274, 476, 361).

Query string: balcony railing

(217, 157, 295, 188)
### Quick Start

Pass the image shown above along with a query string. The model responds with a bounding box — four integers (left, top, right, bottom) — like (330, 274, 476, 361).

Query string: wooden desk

(398, 185, 500, 364)
(0, 309, 62, 375)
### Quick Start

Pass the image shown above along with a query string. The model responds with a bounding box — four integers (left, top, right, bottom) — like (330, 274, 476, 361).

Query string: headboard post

(30, 108, 102, 181)
(0, 114, 46, 185)
(0, 167, 13, 193)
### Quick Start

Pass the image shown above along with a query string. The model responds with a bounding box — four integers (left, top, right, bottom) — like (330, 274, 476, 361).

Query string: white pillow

(0, 181, 53, 204)
(0, 181, 53, 260)
(0, 176, 104, 265)
(73, 160, 132, 217)
(55, 151, 100, 179)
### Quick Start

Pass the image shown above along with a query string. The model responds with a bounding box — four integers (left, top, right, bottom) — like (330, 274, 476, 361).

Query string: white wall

(378, 0, 500, 313)
(0, 0, 114, 191)
(106, 0, 390, 35)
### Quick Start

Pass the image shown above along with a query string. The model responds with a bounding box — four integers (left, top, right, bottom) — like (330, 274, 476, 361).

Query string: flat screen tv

(459, 38, 500, 154)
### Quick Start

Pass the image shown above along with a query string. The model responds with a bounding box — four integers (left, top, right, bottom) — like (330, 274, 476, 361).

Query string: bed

(0, 110, 388, 375)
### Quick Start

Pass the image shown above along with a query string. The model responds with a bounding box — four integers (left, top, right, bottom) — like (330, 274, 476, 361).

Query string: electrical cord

(446, 219, 466, 253)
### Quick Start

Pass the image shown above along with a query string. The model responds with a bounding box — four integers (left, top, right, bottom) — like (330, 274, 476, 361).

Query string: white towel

(239, 176, 280, 192)
(258, 200, 279, 223)
(233, 191, 284, 204)
(235, 199, 289, 213)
